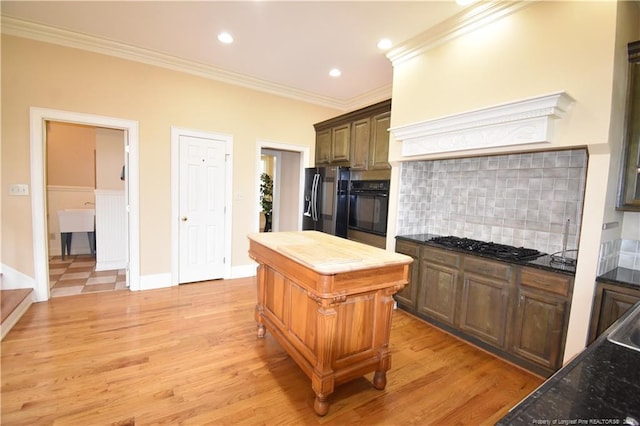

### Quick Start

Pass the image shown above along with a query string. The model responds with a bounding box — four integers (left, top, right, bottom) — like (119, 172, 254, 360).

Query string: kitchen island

(248, 231, 412, 416)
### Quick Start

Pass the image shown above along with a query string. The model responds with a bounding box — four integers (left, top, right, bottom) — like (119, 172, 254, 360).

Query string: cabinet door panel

(369, 112, 390, 170)
(597, 289, 640, 336)
(350, 118, 370, 170)
(459, 273, 509, 348)
(395, 255, 418, 308)
(395, 241, 418, 308)
(331, 123, 351, 163)
(512, 289, 566, 370)
(315, 129, 331, 165)
(418, 260, 459, 326)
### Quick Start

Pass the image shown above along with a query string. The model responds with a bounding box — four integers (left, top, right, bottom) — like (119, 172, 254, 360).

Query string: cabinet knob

(181, 216, 188, 222)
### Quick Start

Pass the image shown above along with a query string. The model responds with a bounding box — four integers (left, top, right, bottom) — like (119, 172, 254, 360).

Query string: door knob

(181, 216, 188, 222)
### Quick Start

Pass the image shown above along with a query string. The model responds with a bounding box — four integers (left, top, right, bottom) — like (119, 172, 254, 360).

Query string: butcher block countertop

(248, 231, 412, 275)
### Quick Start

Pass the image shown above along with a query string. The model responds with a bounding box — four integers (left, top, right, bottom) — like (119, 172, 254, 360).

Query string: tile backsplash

(397, 149, 588, 255)
(598, 239, 640, 275)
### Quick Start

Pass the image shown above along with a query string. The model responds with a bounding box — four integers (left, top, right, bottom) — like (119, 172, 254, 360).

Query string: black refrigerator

(302, 166, 350, 238)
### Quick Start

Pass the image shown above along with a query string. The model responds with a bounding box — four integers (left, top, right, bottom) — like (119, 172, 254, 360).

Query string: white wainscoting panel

(95, 190, 127, 271)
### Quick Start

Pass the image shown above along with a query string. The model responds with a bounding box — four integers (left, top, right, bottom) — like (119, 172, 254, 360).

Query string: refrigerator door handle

(311, 173, 320, 221)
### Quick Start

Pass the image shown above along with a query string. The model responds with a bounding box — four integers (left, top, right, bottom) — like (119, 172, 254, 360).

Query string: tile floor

(48, 255, 127, 298)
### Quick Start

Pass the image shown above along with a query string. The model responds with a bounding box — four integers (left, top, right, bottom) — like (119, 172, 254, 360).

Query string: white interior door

(178, 134, 226, 283)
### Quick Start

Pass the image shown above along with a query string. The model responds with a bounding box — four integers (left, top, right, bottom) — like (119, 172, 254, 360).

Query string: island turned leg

(314, 394, 330, 416)
(373, 370, 387, 390)
(372, 286, 402, 390)
(255, 263, 267, 338)
(311, 302, 338, 416)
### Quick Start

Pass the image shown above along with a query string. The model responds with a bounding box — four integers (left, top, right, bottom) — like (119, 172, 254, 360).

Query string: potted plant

(260, 172, 273, 232)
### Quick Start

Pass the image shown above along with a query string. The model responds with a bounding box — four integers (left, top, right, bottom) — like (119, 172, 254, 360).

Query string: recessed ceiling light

(377, 38, 392, 50)
(329, 68, 341, 77)
(217, 32, 234, 44)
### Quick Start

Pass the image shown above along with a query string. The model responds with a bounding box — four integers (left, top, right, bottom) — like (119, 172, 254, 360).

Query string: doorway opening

(30, 107, 140, 302)
(46, 121, 127, 297)
(256, 141, 309, 234)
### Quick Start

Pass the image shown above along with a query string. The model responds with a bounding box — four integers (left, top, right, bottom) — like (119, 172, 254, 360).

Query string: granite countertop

(497, 302, 640, 425)
(598, 267, 640, 290)
(396, 234, 576, 276)
(248, 231, 412, 275)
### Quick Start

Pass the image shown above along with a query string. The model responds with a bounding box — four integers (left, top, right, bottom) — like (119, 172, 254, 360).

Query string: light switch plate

(8, 184, 29, 196)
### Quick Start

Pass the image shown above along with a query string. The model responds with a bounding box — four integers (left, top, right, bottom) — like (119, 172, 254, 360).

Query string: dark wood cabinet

(350, 118, 371, 170)
(331, 123, 351, 164)
(588, 281, 640, 343)
(511, 267, 572, 371)
(459, 257, 511, 348)
(315, 129, 332, 165)
(368, 112, 391, 170)
(394, 240, 419, 308)
(315, 123, 350, 166)
(314, 99, 391, 169)
(395, 238, 575, 376)
(418, 247, 460, 326)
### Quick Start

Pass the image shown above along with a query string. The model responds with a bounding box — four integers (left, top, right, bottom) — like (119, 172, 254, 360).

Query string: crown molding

(386, 0, 533, 67)
(391, 91, 575, 156)
(1, 16, 366, 111)
(342, 84, 392, 111)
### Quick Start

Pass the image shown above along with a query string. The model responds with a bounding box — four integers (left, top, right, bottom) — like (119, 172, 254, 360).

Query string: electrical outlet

(8, 184, 29, 196)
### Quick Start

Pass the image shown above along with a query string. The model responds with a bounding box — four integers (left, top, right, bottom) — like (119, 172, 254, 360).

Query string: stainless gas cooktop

(428, 235, 544, 261)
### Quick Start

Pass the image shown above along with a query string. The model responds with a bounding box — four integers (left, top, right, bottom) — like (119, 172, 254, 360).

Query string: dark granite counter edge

(395, 234, 576, 276)
(597, 267, 640, 289)
(496, 301, 640, 425)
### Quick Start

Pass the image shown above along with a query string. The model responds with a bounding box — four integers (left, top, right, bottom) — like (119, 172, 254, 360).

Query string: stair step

(1, 289, 34, 339)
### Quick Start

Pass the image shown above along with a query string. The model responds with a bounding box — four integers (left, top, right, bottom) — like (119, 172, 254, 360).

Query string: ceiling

(0, 1, 466, 110)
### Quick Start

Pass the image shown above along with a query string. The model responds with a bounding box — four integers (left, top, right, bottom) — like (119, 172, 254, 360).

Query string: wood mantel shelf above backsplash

(390, 91, 575, 157)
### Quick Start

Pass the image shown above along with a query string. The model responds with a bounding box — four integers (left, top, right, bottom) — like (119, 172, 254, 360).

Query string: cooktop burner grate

(429, 236, 544, 261)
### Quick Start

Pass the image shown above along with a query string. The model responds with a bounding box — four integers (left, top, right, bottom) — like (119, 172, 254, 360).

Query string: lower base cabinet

(418, 260, 459, 326)
(394, 240, 419, 308)
(511, 267, 572, 371)
(395, 239, 574, 376)
(459, 270, 510, 349)
(511, 287, 568, 370)
(588, 281, 640, 344)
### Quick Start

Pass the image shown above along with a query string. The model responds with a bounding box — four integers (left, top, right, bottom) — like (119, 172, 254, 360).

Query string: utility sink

(607, 304, 640, 353)
(57, 209, 95, 233)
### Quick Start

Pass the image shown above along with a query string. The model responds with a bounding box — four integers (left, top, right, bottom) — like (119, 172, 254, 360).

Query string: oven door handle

(350, 190, 388, 197)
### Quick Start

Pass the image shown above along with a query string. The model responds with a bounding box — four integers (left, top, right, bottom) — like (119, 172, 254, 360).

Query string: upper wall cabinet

(314, 99, 391, 169)
(618, 40, 640, 211)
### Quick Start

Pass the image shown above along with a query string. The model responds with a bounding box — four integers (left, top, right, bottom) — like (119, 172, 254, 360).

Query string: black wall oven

(348, 180, 390, 236)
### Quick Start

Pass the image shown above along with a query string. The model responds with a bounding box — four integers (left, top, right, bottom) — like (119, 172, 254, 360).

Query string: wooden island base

(248, 231, 411, 416)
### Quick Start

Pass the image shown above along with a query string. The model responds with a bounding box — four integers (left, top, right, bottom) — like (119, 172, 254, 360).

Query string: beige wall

(1, 35, 341, 279)
(46, 122, 95, 187)
(388, 1, 640, 362)
(389, 1, 618, 160)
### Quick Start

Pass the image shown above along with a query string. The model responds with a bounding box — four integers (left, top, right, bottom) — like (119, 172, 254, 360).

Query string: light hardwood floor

(1, 277, 542, 425)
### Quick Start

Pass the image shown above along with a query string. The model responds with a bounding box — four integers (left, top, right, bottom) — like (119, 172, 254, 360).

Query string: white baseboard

(137, 273, 173, 291)
(231, 263, 257, 279)
(136, 265, 256, 291)
(1, 290, 34, 340)
(0, 263, 35, 290)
